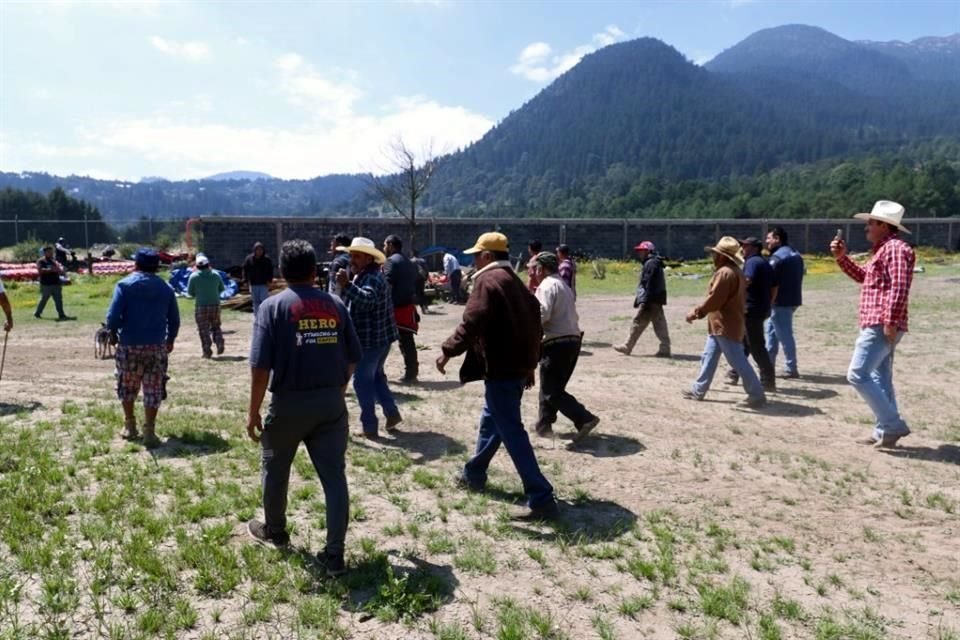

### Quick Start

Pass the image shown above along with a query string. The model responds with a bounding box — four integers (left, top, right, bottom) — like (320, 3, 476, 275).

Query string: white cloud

(510, 25, 626, 83)
(273, 52, 361, 121)
(149, 36, 210, 61)
(75, 96, 492, 179)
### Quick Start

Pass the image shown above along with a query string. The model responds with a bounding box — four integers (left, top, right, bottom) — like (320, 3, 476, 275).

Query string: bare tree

(367, 137, 439, 253)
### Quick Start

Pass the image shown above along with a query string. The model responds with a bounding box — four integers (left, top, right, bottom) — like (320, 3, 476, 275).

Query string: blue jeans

(765, 306, 799, 375)
(251, 284, 269, 316)
(353, 344, 399, 435)
(691, 335, 765, 401)
(847, 325, 909, 439)
(463, 378, 555, 509)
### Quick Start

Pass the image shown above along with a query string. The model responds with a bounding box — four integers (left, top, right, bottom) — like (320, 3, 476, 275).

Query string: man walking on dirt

(383, 235, 420, 384)
(531, 251, 599, 442)
(187, 254, 225, 358)
(682, 237, 766, 409)
(335, 238, 402, 438)
(556, 244, 577, 296)
(765, 226, 804, 378)
(614, 241, 670, 357)
(831, 201, 916, 448)
(725, 237, 776, 391)
(246, 240, 361, 577)
(243, 242, 274, 316)
(437, 232, 559, 521)
(34, 245, 73, 321)
(105, 249, 180, 446)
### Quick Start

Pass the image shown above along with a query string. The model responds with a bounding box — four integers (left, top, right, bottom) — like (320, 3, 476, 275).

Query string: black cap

(739, 236, 762, 248)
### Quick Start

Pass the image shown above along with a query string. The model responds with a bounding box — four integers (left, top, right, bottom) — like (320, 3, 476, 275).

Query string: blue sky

(1, 0, 957, 181)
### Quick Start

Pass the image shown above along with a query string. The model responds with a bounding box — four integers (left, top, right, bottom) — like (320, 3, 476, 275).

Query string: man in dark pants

(35, 246, 73, 321)
(243, 242, 274, 316)
(383, 235, 420, 383)
(531, 252, 599, 442)
(246, 240, 361, 577)
(437, 232, 559, 521)
(726, 238, 776, 391)
(614, 241, 670, 357)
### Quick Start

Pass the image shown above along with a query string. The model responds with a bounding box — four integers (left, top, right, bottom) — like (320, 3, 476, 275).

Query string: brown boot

(141, 423, 161, 448)
(121, 419, 139, 440)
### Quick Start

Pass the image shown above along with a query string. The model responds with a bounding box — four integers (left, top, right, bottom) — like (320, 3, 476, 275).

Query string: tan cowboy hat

(336, 237, 386, 264)
(706, 236, 744, 267)
(464, 231, 509, 255)
(853, 200, 910, 234)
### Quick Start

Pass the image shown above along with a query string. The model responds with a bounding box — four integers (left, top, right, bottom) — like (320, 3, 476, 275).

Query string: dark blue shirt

(105, 271, 180, 346)
(743, 254, 773, 318)
(769, 245, 804, 307)
(250, 286, 361, 394)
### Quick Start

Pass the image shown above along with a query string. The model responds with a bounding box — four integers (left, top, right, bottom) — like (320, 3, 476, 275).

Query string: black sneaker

(572, 416, 600, 444)
(34, 313, 42, 319)
(779, 371, 800, 379)
(511, 501, 560, 522)
(534, 422, 553, 437)
(455, 474, 485, 493)
(216, 343, 225, 355)
(385, 413, 403, 433)
(654, 350, 671, 358)
(874, 432, 909, 449)
(681, 390, 704, 401)
(247, 519, 289, 547)
(317, 551, 346, 577)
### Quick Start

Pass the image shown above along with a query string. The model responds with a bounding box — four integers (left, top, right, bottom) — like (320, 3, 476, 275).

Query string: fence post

(275, 221, 283, 257)
(84, 214, 90, 249)
(804, 223, 810, 254)
(13, 215, 18, 244)
(948, 221, 954, 252)
(714, 223, 720, 243)
(666, 223, 673, 257)
(622, 219, 628, 259)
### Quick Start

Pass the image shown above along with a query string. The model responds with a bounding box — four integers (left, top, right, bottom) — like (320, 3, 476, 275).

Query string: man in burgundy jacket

(436, 232, 558, 521)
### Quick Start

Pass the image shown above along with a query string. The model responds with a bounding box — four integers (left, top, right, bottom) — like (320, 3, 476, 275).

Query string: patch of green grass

(698, 576, 750, 625)
(454, 539, 497, 575)
(618, 594, 654, 618)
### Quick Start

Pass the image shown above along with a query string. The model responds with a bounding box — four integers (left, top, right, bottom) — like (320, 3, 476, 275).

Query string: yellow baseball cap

(463, 232, 509, 255)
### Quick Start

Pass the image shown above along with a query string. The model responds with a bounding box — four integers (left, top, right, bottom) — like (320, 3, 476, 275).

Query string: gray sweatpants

(260, 389, 349, 555)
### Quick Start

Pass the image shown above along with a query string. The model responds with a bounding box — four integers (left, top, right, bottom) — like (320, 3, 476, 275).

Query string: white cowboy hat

(854, 200, 910, 234)
(336, 237, 385, 264)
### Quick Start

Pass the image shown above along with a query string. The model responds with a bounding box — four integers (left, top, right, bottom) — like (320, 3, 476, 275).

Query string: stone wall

(199, 216, 959, 268)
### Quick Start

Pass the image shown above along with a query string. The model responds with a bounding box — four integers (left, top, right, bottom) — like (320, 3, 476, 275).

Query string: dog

(94, 323, 116, 360)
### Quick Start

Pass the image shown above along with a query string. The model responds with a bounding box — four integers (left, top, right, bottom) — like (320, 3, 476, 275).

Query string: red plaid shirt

(837, 234, 915, 331)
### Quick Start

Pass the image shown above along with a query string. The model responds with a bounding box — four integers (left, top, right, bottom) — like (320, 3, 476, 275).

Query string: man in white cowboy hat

(334, 237, 401, 438)
(682, 236, 766, 408)
(831, 200, 916, 448)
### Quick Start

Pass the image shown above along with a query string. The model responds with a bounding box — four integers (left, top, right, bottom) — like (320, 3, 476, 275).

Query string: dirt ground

(0, 268, 958, 639)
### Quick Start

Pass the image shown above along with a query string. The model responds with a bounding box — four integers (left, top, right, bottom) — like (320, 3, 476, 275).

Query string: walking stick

(0, 331, 8, 383)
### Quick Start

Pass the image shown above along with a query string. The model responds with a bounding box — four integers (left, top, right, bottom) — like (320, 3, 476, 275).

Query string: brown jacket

(693, 263, 746, 342)
(442, 261, 542, 383)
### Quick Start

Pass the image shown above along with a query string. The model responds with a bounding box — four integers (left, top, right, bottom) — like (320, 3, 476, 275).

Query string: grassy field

(0, 253, 958, 639)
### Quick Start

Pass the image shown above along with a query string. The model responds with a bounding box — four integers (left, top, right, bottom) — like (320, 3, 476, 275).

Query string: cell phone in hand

(834, 228, 843, 242)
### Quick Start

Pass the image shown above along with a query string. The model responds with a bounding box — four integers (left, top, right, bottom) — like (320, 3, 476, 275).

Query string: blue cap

(135, 248, 160, 269)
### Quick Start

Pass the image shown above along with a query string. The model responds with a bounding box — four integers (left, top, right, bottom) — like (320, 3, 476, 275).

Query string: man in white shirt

(443, 251, 463, 303)
(531, 252, 599, 443)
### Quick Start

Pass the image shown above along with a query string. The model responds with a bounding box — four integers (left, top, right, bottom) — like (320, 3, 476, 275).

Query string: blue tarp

(168, 267, 238, 300)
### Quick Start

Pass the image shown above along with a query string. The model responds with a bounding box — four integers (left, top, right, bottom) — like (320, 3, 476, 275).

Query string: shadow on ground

(0, 401, 43, 417)
(753, 400, 823, 418)
(774, 386, 840, 400)
(212, 355, 246, 362)
(645, 353, 699, 362)
(384, 429, 467, 462)
(511, 498, 638, 544)
(153, 430, 232, 458)
(799, 372, 849, 386)
(560, 432, 646, 458)
(882, 444, 960, 466)
(416, 380, 462, 391)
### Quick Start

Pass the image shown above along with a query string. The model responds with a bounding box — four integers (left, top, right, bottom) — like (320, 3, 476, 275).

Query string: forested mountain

(1, 25, 958, 224)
